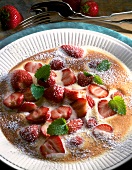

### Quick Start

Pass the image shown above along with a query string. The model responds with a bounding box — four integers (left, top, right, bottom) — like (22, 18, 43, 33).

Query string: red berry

(88, 84, 109, 98)
(11, 70, 33, 91)
(70, 136, 83, 146)
(61, 68, 76, 86)
(19, 125, 40, 142)
(44, 84, 64, 103)
(80, 1, 99, 17)
(3, 92, 24, 109)
(67, 118, 83, 133)
(24, 61, 42, 73)
(61, 45, 84, 58)
(0, 5, 23, 30)
(87, 117, 97, 128)
(51, 105, 72, 120)
(77, 72, 93, 87)
(50, 58, 65, 70)
(98, 100, 116, 118)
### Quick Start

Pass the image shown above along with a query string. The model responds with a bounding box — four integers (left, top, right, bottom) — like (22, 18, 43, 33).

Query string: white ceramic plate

(0, 28, 132, 170)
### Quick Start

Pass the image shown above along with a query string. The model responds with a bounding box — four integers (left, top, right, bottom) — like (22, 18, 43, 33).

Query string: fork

(30, 1, 132, 32)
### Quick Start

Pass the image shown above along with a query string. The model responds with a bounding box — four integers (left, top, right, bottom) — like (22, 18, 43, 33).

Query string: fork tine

(16, 12, 63, 30)
(18, 12, 50, 27)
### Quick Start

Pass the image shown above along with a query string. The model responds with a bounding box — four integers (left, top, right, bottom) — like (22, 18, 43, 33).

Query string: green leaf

(83, 71, 93, 77)
(34, 64, 50, 80)
(93, 75, 103, 85)
(47, 118, 68, 136)
(31, 84, 44, 100)
(108, 96, 126, 115)
(83, 71, 103, 85)
(96, 60, 111, 72)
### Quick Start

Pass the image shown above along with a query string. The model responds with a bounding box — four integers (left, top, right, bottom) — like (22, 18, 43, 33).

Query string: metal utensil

(31, 1, 132, 22)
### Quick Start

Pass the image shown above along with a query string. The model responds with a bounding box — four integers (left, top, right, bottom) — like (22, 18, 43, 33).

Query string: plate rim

(0, 26, 132, 170)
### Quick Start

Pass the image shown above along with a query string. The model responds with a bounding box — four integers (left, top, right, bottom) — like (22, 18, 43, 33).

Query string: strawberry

(87, 117, 97, 128)
(111, 91, 123, 99)
(24, 61, 42, 73)
(22, 87, 36, 102)
(88, 84, 109, 98)
(98, 100, 116, 118)
(71, 98, 88, 118)
(41, 120, 53, 137)
(69, 136, 83, 146)
(86, 95, 95, 108)
(64, 88, 84, 101)
(38, 70, 57, 88)
(3, 92, 24, 109)
(62, 0, 81, 12)
(80, 1, 99, 17)
(44, 84, 64, 103)
(61, 45, 84, 58)
(51, 105, 72, 120)
(11, 70, 33, 91)
(50, 58, 65, 70)
(40, 136, 65, 158)
(0, 5, 23, 30)
(67, 118, 83, 133)
(61, 68, 76, 86)
(26, 106, 50, 123)
(18, 101, 37, 112)
(92, 124, 113, 138)
(77, 72, 93, 87)
(19, 125, 40, 142)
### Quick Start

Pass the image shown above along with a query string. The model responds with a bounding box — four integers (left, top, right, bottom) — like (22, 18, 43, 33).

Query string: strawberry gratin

(0, 44, 132, 162)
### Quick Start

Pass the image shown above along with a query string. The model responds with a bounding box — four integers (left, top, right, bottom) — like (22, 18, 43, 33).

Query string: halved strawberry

(77, 72, 93, 87)
(87, 117, 97, 128)
(86, 95, 95, 108)
(67, 118, 83, 133)
(38, 70, 57, 88)
(24, 61, 42, 73)
(88, 84, 109, 98)
(64, 88, 86, 101)
(40, 136, 65, 158)
(71, 98, 88, 118)
(51, 105, 72, 120)
(11, 70, 33, 91)
(41, 120, 53, 137)
(44, 84, 64, 103)
(50, 58, 65, 70)
(19, 125, 40, 142)
(3, 92, 24, 109)
(92, 124, 113, 138)
(18, 101, 37, 112)
(98, 100, 116, 118)
(69, 136, 83, 146)
(22, 87, 36, 102)
(61, 68, 76, 86)
(111, 90, 123, 99)
(61, 45, 84, 58)
(26, 106, 50, 123)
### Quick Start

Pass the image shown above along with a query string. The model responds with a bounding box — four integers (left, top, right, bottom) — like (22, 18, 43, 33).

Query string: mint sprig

(35, 64, 50, 80)
(83, 71, 103, 85)
(31, 84, 44, 100)
(47, 118, 68, 136)
(108, 96, 126, 115)
(96, 60, 111, 72)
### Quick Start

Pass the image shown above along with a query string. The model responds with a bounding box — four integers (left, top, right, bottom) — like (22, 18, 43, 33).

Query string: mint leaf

(83, 71, 93, 77)
(93, 75, 103, 85)
(83, 71, 103, 85)
(47, 118, 68, 136)
(31, 84, 44, 100)
(96, 60, 111, 71)
(35, 64, 50, 80)
(108, 96, 126, 115)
